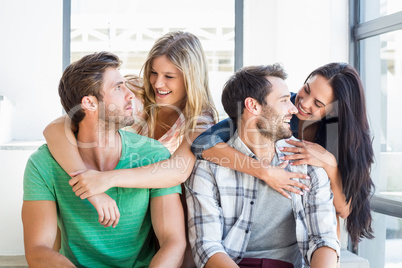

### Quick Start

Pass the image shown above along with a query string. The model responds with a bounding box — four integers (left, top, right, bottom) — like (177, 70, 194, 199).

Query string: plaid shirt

(185, 132, 340, 268)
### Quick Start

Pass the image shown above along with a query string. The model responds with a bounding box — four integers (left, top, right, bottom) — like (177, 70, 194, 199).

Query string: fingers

(73, 187, 85, 198)
(289, 179, 310, 192)
(285, 139, 304, 147)
(289, 160, 306, 166)
(280, 154, 304, 162)
(96, 207, 104, 224)
(289, 172, 310, 180)
(103, 207, 119, 228)
(104, 208, 113, 228)
(69, 177, 78, 187)
(279, 146, 303, 154)
(277, 160, 289, 169)
(101, 207, 111, 227)
(284, 185, 304, 196)
(88, 194, 119, 228)
(112, 206, 120, 228)
(80, 191, 90, 200)
(69, 170, 86, 178)
(277, 188, 291, 199)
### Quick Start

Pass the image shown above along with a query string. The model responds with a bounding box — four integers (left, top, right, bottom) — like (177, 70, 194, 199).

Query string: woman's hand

(69, 169, 114, 199)
(259, 160, 310, 199)
(279, 139, 337, 169)
(87, 194, 120, 228)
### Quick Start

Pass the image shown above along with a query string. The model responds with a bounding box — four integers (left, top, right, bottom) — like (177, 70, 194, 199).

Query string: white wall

(0, 0, 63, 255)
(0, 0, 63, 142)
(0, 148, 38, 255)
(244, 0, 349, 93)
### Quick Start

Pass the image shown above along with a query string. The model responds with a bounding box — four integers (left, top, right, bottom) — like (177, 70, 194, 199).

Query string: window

(69, 0, 236, 116)
(360, 0, 402, 22)
(352, 1, 402, 267)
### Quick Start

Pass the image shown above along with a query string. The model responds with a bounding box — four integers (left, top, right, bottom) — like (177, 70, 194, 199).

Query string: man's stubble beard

(256, 105, 292, 142)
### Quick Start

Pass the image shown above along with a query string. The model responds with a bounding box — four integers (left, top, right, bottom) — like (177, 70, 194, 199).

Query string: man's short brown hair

(58, 51, 121, 128)
(222, 64, 287, 120)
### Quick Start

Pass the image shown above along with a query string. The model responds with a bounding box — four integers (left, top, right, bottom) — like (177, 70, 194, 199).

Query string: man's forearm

(310, 246, 338, 268)
(149, 238, 185, 268)
(204, 252, 238, 268)
(25, 246, 75, 268)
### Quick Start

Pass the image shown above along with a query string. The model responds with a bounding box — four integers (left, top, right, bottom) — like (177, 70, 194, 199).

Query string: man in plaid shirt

(185, 64, 340, 268)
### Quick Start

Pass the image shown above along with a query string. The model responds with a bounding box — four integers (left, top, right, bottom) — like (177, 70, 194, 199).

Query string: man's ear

(81, 96, 97, 111)
(244, 97, 261, 115)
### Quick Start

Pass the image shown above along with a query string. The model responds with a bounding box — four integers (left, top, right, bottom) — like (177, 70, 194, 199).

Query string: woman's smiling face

(294, 74, 335, 121)
(149, 55, 187, 108)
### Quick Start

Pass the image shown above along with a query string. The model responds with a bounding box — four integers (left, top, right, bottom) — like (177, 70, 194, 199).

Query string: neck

(238, 117, 276, 163)
(153, 106, 182, 140)
(76, 119, 122, 171)
(297, 119, 319, 142)
(158, 106, 181, 123)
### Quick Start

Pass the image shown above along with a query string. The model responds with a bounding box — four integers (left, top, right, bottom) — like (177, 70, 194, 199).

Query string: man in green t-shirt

(22, 52, 185, 267)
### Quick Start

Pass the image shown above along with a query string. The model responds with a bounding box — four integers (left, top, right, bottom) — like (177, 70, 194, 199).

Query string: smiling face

(99, 67, 135, 128)
(256, 76, 298, 141)
(149, 55, 187, 108)
(294, 74, 335, 121)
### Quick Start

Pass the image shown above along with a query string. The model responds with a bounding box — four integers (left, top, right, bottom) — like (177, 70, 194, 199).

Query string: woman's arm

(43, 115, 120, 227)
(191, 118, 235, 159)
(200, 144, 310, 198)
(70, 130, 202, 199)
(191, 118, 310, 198)
(280, 139, 351, 218)
(322, 162, 350, 219)
(43, 115, 86, 173)
(71, 126, 310, 200)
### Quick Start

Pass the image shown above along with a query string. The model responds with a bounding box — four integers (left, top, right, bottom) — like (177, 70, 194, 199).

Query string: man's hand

(87, 194, 120, 228)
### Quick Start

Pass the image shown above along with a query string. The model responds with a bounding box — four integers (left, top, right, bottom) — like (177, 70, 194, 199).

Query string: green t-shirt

(23, 130, 181, 268)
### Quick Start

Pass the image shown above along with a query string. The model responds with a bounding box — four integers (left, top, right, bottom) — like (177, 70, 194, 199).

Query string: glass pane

(71, 0, 235, 116)
(360, 212, 402, 267)
(359, 30, 402, 198)
(360, 0, 402, 23)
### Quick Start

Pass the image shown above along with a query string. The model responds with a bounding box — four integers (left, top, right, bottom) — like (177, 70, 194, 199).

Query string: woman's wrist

(107, 169, 121, 188)
(253, 159, 271, 182)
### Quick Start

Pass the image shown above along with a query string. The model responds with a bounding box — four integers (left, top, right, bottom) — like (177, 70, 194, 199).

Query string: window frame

(349, 0, 402, 260)
(350, 0, 402, 217)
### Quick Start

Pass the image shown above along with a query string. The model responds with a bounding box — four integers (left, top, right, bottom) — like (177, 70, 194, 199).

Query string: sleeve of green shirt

(23, 145, 57, 201)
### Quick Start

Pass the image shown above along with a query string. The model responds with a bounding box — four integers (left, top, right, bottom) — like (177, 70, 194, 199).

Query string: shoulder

(193, 159, 217, 172)
(26, 144, 58, 170)
(195, 110, 215, 128)
(188, 160, 219, 184)
(24, 145, 63, 201)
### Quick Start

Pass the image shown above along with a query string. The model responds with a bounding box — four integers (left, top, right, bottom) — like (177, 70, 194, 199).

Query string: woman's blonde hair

(129, 31, 218, 138)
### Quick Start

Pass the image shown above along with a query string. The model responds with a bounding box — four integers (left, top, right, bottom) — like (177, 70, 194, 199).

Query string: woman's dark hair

(305, 62, 375, 246)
